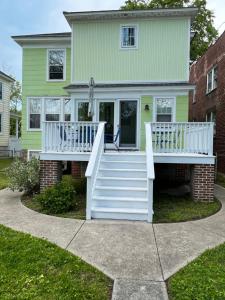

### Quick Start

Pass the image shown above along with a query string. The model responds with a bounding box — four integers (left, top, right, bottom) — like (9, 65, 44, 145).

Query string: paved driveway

(0, 185, 225, 299)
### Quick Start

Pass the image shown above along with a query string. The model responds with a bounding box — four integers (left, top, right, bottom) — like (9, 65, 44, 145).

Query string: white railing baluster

(149, 122, 213, 156)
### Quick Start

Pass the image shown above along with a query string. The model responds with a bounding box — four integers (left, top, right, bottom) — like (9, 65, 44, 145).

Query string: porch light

(144, 104, 150, 111)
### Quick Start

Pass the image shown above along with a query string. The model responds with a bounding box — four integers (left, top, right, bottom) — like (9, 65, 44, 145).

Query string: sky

(0, 0, 224, 81)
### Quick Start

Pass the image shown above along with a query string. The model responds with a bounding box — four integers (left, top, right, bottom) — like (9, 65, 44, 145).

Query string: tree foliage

(121, 0, 218, 60)
(10, 79, 22, 112)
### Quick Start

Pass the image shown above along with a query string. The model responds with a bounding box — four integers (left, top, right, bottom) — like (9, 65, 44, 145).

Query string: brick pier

(40, 160, 62, 191)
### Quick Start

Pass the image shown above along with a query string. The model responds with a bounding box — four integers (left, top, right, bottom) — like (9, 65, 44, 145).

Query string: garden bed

(0, 225, 112, 299)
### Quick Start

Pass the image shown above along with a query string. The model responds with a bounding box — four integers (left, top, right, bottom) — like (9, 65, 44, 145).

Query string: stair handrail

(85, 122, 106, 219)
(145, 122, 155, 222)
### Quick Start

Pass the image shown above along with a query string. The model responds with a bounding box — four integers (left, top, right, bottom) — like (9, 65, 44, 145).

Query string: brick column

(71, 161, 81, 178)
(71, 161, 88, 178)
(40, 160, 62, 191)
(191, 164, 215, 202)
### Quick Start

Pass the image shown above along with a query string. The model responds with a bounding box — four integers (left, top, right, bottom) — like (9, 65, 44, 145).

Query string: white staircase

(91, 152, 151, 221)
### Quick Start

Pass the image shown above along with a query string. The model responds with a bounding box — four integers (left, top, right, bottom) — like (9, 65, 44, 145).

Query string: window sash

(45, 98, 61, 121)
(29, 98, 42, 129)
(48, 49, 65, 80)
(121, 26, 137, 48)
(207, 66, 217, 93)
(155, 98, 174, 122)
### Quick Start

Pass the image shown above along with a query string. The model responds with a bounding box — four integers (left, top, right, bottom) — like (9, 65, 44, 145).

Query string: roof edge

(0, 71, 15, 82)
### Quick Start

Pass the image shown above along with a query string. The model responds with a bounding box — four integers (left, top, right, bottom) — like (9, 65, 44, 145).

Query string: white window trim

(153, 96, 176, 122)
(27, 97, 72, 131)
(120, 24, 139, 50)
(0, 82, 3, 101)
(206, 66, 217, 94)
(46, 48, 66, 82)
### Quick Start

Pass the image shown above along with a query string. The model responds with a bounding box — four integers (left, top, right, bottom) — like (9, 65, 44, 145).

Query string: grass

(216, 172, 225, 188)
(0, 225, 112, 299)
(0, 158, 13, 189)
(153, 194, 221, 223)
(168, 242, 225, 300)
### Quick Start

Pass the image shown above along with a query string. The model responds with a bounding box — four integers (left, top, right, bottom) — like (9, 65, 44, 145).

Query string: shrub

(62, 175, 86, 195)
(6, 158, 40, 194)
(35, 181, 75, 214)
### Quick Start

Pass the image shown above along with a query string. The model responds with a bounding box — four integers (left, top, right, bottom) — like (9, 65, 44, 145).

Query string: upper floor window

(155, 97, 175, 122)
(29, 98, 42, 129)
(207, 66, 218, 94)
(120, 25, 137, 49)
(48, 49, 65, 81)
(0, 82, 2, 100)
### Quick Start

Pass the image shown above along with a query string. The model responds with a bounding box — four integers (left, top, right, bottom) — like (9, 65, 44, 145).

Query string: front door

(119, 100, 137, 148)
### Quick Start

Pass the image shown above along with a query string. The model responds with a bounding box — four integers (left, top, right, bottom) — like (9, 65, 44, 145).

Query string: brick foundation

(40, 160, 62, 191)
(191, 164, 215, 202)
(71, 161, 87, 178)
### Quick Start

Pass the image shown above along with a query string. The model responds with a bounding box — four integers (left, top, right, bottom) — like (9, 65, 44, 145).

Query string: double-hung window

(207, 66, 218, 93)
(45, 98, 61, 121)
(29, 98, 42, 129)
(0, 82, 2, 100)
(121, 25, 137, 48)
(48, 49, 65, 80)
(155, 97, 174, 122)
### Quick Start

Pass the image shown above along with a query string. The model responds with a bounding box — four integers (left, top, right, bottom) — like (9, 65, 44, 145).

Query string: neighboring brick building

(189, 30, 225, 174)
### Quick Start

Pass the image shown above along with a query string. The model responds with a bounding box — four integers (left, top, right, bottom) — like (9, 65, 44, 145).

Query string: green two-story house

(13, 8, 215, 222)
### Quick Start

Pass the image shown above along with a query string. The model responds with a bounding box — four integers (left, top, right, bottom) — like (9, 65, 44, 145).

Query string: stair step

(99, 168, 147, 172)
(98, 168, 147, 178)
(97, 177, 146, 181)
(93, 196, 147, 202)
(103, 153, 146, 162)
(92, 207, 148, 214)
(101, 160, 146, 164)
(95, 186, 147, 191)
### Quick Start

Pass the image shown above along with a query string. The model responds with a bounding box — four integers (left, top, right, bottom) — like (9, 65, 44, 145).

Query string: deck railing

(150, 122, 214, 155)
(42, 121, 99, 152)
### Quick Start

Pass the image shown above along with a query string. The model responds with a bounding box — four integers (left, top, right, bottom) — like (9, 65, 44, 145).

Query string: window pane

(48, 50, 64, 80)
(30, 114, 40, 129)
(157, 115, 172, 122)
(30, 98, 41, 114)
(45, 98, 60, 121)
(78, 102, 92, 121)
(207, 70, 213, 92)
(0, 83, 2, 100)
(156, 98, 173, 122)
(122, 26, 136, 47)
(213, 67, 218, 89)
(64, 98, 71, 121)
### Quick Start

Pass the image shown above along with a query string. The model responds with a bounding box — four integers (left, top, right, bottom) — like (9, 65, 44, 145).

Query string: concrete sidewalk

(0, 185, 225, 299)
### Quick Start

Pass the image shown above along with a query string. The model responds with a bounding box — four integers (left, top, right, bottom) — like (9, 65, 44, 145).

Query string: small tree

(6, 158, 40, 194)
(10, 80, 22, 112)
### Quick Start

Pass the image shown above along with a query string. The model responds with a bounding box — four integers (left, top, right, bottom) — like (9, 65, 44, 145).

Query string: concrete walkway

(0, 185, 225, 299)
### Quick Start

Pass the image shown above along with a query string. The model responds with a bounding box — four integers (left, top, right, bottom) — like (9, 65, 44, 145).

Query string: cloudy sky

(0, 0, 224, 81)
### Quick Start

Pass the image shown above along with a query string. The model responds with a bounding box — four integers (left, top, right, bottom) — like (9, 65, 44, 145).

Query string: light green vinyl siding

(140, 95, 188, 149)
(73, 18, 189, 82)
(22, 48, 71, 150)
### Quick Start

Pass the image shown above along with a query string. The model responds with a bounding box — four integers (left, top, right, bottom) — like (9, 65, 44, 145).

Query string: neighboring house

(189, 31, 225, 174)
(13, 8, 215, 222)
(0, 71, 17, 154)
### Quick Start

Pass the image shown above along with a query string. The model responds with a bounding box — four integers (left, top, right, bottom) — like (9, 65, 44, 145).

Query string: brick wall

(71, 161, 87, 178)
(189, 31, 225, 173)
(191, 164, 215, 202)
(40, 160, 62, 191)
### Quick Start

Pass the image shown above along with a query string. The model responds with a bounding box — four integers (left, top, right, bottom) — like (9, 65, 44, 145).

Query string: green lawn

(153, 194, 221, 223)
(168, 242, 225, 299)
(0, 158, 13, 189)
(0, 225, 112, 299)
